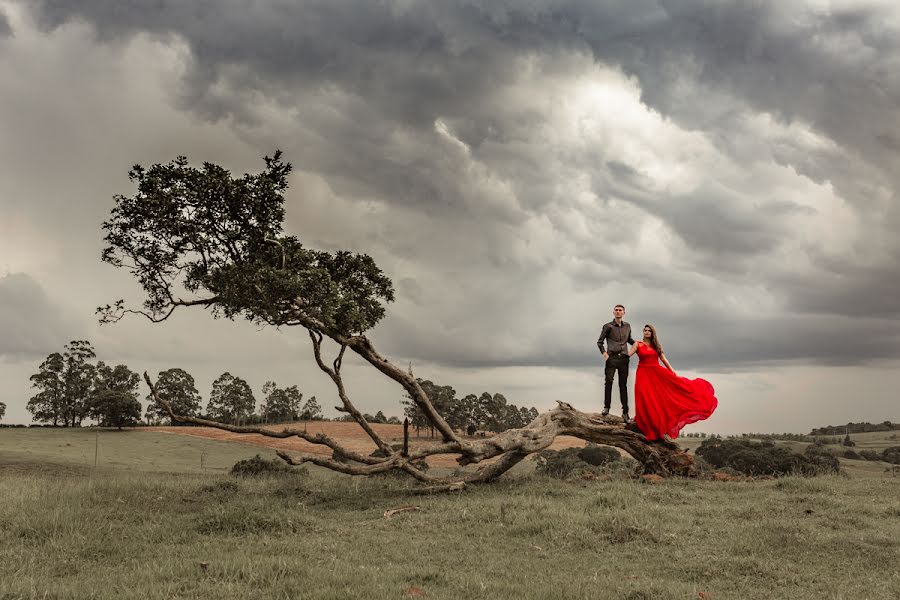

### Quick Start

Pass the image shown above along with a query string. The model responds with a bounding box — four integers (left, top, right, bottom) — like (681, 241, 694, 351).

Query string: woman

(627, 324, 717, 441)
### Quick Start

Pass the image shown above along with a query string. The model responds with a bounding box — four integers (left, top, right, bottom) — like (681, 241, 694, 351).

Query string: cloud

(0, 273, 83, 361)
(13, 0, 900, 377)
(0, 8, 11, 37)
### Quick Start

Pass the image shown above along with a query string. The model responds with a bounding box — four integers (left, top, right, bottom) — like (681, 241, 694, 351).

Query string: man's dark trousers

(604, 353, 629, 412)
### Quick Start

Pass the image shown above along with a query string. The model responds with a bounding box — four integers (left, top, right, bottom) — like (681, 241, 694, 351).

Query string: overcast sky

(1, 0, 899, 434)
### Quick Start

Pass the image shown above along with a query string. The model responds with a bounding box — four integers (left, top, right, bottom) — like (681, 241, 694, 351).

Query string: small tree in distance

(145, 368, 202, 425)
(207, 373, 255, 425)
(260, 381, 303, 423)
(0, 401, 5, 421)
(101, 152, 694, 489)
(88, 362, 142, 429)
(299, 396, 323, 421)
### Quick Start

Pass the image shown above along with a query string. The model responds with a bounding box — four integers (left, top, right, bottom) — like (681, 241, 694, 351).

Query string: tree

(27, 341, 97, 426)
(260, 381, 303, 423)
(27, 352, 66, 425)
(0, 401, 5, 421)
(61, 341, 97, 427)
(207, 373, 255, 424)
(101, 152, 694, 489)
(300, 396, 323, 421)
(88, 362, 142, 428)
(146, 368, 202, 424)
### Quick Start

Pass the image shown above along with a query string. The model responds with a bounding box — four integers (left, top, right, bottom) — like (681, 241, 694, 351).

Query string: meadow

(1, 428, 898, 600)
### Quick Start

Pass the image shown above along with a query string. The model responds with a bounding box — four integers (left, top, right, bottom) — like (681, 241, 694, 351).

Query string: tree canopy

(99, 152, 394, 336)
(146, 368, 202, 424)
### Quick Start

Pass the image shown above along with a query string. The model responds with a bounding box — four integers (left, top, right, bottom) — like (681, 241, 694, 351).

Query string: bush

(882, 446, 900, 464)
(229, 454, 297, 477)
(577, 444, 621, 466)
(535, 445, 626, 480)
(842, 449, 860, 460)
(801, 445, 842, 475)
(695, 438, 841, 477)
(859, 450, 881, 461)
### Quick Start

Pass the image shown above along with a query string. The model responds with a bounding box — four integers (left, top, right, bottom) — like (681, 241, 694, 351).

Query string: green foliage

(300, 396, 323, 421)
(100, 152, 394, 335)
(577, 444, 622, 466)
(882, 446, 900, 464)
(534, 445, 624, 479)
(229, 454, 299, 477)
(402, 379, 539, 435)
(260, 381, 303, 423)
(146, 368, 202, 424)
(87, 362, 142, 429)
(207, 373, 256, 424)
(696, 438, 841, 477)
(28, 342, 98, 426)
(810, 421, 899, 436)
(859, 449, 881, 461)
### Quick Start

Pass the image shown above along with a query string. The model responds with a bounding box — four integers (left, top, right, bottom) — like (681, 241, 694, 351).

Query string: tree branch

(306, 331, 393, 456)
(143, 372, 383, 465)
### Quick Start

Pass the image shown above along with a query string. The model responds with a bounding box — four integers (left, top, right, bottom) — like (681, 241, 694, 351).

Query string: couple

(597, 304, 717, 441)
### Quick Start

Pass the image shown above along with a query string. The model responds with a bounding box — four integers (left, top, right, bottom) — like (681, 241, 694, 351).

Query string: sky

(1, 0, 898, 434)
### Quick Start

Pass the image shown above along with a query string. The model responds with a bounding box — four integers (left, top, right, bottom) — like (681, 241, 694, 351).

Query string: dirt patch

(138, 423, 590, 468)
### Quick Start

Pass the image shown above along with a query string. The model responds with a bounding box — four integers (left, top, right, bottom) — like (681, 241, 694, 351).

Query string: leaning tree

(99, 152, 695, 490)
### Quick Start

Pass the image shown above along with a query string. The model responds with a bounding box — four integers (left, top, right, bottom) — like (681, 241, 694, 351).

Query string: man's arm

(627, 324, 635, 346)
(597, 323, 610, 354)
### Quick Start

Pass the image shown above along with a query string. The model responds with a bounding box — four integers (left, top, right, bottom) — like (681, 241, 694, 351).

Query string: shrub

(577, 444, 621, 466)
(842, 449, 860, 460)
(695, 438, 841, 477)
(229, 454, 297, 477)
(859, 449, 881, 461)
(535, 445, 626, 480)
(882, 446, 900, 464)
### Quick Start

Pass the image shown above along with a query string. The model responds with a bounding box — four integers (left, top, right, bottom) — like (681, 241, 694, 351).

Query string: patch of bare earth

(138, 423, 589, 467)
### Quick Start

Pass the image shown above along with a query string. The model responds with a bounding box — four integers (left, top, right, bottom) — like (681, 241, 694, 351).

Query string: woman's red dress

(633, 342, 717, 440)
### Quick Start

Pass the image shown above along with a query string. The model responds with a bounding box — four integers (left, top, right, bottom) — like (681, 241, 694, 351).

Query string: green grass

(0, 428, 278, 474)
(1, 431, 900, 599)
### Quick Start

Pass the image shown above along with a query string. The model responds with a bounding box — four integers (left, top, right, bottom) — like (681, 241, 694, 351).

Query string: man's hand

(603, 352, 609, 360)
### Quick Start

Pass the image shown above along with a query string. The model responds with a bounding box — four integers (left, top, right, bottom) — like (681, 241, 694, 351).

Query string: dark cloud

(15, 0, 900, 374)
(0, 9, 10, 37)
(0, 273, 82, 361)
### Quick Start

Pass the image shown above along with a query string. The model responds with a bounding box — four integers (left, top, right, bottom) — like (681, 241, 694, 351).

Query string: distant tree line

(24, 343, 537, 433)
(401, 378, 540, 437)
(24, 340, 356, 427)
(726, 432, 813, 442)
(809, 421, 899, 436)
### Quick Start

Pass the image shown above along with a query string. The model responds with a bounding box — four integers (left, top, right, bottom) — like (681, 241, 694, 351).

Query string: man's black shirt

(597, 320, 635, 355)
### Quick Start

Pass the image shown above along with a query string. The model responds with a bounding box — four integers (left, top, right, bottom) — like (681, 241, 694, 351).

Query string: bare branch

(307, 331, 393, 456)
(143, 372, 383, 465)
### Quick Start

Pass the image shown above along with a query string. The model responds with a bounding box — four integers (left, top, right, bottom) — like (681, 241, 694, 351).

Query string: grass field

(1, 428, 899, 599)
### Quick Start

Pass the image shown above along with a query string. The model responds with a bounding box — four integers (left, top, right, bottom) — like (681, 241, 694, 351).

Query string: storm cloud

(1, 1, 898, 429)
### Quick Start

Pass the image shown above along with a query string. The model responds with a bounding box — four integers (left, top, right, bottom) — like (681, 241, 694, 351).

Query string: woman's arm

(660, 354, 677, 375)
(627, 341, 640, 357)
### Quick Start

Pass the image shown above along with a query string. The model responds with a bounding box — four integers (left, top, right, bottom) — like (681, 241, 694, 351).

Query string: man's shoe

(601, 407, 610, 416)
(622, 412, 630, 424)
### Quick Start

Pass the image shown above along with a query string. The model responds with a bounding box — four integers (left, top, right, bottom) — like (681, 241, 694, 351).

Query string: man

(597, 304, 635, 422)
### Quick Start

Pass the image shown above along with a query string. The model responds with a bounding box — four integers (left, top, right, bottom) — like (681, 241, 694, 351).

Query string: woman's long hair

(643, 323, 664, 356)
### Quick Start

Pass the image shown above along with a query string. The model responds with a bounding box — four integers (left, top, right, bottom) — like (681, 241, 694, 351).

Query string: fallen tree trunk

(145, 373, 695, 489)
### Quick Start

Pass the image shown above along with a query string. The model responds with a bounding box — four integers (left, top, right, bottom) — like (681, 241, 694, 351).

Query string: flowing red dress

(634, 342, 717, 441)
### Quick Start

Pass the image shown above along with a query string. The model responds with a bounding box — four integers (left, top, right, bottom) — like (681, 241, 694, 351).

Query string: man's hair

(614, 304, 625, 310)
